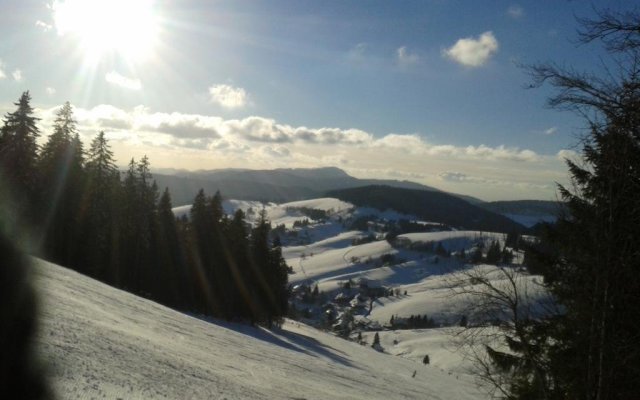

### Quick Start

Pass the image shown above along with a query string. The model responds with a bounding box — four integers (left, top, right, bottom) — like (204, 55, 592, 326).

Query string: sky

(0, 0, 633, 201)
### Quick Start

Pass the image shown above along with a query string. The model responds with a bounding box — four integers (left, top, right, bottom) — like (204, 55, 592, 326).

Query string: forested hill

(327, 185, 526, 233)
(479, 200, 565, 216)
(152, 167, 483, 206)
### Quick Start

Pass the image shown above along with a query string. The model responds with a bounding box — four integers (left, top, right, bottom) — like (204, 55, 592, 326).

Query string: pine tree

(154, 187, 182, 307)
(0, 91, 40, 225)
(484, 240, 502, 264)
(38, 102, 85, 269)
(118, 157, 158, 294)
(501, 8, 640, 399)
(372, 332, 381, 349)
(248, 209, 289, 327)
(225, 208, 252, 319)
(82, 131, 120, 280)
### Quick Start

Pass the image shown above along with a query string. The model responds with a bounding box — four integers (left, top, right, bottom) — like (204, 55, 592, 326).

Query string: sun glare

(53, 0, 159, 63)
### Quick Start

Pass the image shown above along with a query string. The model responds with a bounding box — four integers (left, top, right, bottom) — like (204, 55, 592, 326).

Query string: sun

(53, 0, 159, 63)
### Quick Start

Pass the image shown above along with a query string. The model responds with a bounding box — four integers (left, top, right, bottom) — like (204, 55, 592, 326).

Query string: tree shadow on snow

(219, 321, 358, 369)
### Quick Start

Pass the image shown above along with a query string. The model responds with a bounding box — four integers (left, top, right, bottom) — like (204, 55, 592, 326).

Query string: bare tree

(446, 265, 558, 399)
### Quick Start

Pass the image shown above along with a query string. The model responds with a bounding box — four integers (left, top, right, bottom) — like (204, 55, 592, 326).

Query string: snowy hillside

(33, 258, 485, 400)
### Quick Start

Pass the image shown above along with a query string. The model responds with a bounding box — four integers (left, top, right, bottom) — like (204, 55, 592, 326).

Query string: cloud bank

(31, 103, 565, 200)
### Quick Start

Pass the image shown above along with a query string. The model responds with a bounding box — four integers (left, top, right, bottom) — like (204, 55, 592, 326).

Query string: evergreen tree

(224, 208, 252, 319)
(154, 187, 183, 307)
(118, 156, 157, 294)
(188, 188, 221, 315)
(0, 91, 40, 225)
(82, 131, 120, 280)
(38, 102, 85, 269)
(119, 159, 139, 289)
(484, 240, 502, 264)
(248, 210, 289, 326)
(485, 8, 640, 399)
(372, 332, 381, 349)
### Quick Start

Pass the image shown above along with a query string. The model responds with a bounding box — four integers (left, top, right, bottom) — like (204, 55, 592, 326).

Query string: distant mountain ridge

(152, 167, 482, 206)
(479, 200, 564, 216)
(478, 199, 564, 228)
(327, 185, 527, 233)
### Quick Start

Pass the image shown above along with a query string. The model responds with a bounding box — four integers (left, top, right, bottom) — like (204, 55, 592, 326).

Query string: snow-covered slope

(33, 259, 485, 400)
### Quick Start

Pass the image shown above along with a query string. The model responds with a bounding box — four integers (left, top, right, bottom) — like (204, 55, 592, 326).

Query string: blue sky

(0, 0, 633, 201)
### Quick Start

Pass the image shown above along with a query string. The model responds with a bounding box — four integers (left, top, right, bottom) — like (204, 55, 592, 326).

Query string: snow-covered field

(358, 328, 473, 376)
(33, 258, 485, 400)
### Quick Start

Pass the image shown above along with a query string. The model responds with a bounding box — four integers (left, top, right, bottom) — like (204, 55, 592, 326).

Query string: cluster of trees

(287, 207, 329, 222)
(0, 93, 288, 326)
(455, 9, 640, 400)
(470, 240, 513, 265)
(389, 314, 437, 329)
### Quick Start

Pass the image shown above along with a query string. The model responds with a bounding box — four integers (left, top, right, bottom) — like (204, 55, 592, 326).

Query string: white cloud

(12, 69, 23, 82)
(396, 46, 420, 67)
(374, 135, 539, 162)
(462, 144, 539, 162)
(221, 117, 372, 145)
(36, 20, 53, 31)
(135, 109, 221, 139)
(46, 87, 56, 96)
(209, 84, 248, 109)
(507, 5, 524, 19)
(557, 149, 579, 160)
(543, 127, 558, 135)
(0, 60, 6, 79)
(105, 71, 142, 90)
(443, 31, 499, 67)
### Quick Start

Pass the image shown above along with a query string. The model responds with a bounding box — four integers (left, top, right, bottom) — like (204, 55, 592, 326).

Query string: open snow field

(358, 328, 474, 377)
(33, 258, 486, 400)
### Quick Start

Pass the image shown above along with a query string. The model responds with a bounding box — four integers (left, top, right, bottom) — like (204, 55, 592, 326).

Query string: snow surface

(279, 198, 354, 213)
(358, 328, 474, 376)
(33, 259, 486, 400)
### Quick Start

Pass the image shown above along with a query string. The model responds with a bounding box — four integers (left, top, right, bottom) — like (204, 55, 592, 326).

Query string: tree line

(0, 94, 288, 327)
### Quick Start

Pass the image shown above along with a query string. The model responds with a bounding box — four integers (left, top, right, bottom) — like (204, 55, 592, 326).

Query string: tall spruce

(38, 102, 85, 269)
(82, 131, 119, 280)
(118, 157, 158, 294)
(249, 210, 289, 326)
(188, 188, 219, 314)
(0, 91, 40, 226)
(225, 209, 252, 319)
(154, 187, 182, 307)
